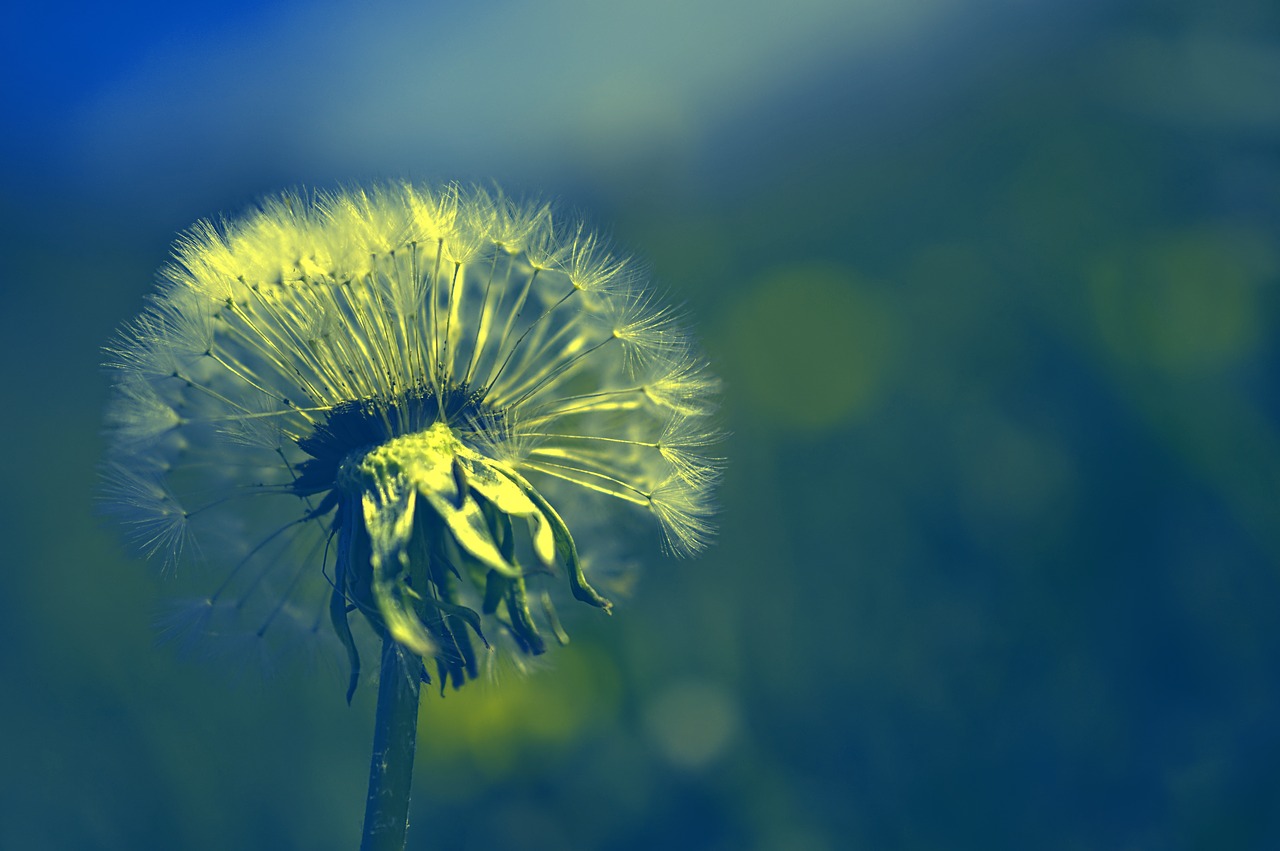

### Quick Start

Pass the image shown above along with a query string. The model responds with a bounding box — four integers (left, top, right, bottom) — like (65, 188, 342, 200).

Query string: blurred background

(4, 0, 1280, 848)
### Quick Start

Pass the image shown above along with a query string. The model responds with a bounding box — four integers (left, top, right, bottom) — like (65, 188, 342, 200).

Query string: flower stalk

(360, 638, 422, 851)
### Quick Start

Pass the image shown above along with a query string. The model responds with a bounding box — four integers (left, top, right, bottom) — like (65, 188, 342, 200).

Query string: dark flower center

(291, 382, 493, 497)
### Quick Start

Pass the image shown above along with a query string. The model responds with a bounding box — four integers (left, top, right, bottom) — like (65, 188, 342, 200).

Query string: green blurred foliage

(721, 264, 895, 430)
(5, 1, 1280, 849)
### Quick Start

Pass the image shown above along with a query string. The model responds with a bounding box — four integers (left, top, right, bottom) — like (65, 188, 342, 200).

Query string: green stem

(360, 638, 422, 851)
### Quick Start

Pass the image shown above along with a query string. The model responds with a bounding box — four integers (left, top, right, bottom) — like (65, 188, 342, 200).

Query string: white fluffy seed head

(102, 182, 723, 688)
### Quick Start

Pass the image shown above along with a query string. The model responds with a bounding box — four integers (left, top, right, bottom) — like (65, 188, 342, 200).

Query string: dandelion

(102, 182, 721, 850)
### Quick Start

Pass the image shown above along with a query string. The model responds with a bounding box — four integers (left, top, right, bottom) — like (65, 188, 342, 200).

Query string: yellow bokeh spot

(720, 265, 894, 431)
(1089, 227, 1274, 374)
(416, 642, 621, 775)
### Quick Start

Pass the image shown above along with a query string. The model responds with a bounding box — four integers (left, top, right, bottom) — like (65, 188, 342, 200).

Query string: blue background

(4, 1, 1280, 848)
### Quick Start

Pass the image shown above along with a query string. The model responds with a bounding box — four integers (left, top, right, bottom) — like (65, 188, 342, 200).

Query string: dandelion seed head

(103, 182, 722, 694)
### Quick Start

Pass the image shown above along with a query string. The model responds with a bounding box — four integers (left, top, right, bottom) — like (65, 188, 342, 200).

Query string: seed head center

(337, 422, 463, 497)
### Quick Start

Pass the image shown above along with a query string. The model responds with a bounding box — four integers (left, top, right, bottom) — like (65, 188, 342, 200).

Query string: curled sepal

(331, 499, 369, 701)
(419, 484, 521, 578)
(361, 482, 436, 656)
(460, 453, 557, 567)
(419, 596, 490, 650)
(477, 501, 547, 654)
(482, 569, 509, 615)
(540, 590, 571, 646)
(330, 585, 362, 704)
(495, 467, 613, 613)
(505, 575, 547, 655)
